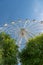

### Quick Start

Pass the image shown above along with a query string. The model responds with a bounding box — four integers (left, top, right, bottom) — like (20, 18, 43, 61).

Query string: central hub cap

(20, 28, 27, 37)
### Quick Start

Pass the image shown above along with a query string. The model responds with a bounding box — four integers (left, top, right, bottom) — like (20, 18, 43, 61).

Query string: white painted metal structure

(0, 19, 43, 48)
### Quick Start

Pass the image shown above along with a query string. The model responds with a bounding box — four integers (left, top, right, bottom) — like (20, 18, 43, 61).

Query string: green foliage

(0, 32, 18, 65)
(19, 34, 43, 65)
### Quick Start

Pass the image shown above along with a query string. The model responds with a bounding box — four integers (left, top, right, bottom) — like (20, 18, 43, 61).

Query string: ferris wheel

(0, 19, 43, 48)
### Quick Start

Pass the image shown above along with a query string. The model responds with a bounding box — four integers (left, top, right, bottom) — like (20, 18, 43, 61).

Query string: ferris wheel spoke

(24, 33, 34, 42)
(28, 21, 40, 29)
(0, 27, 3, 32)
(24, 33, 30, 41)
(16, 35, 22, 46)
(25, 29, 37, 37)
(18, 38, 22, 47)
(28, 31, 36, 36)
(3, 24, 20, 34)
(5, 28, 17, 32)
(30, 30, 41, 36)
(30, 27, 43, 33)
(0, 27, 7, 32)
(24, 30, 33, 39)
(4, 23, 20, 32)
(29, 31, 40, 36)
(23, 19, 30, 28)
(11, 21, 20, 29)
(33, 26, 43, 29)
(26, 25, 43, 32)
(28, 24, 41, 30)
(5, 29, 18, 35)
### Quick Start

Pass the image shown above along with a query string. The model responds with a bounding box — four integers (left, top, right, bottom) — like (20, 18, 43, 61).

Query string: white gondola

(11, 22, 15, 24)
(4, 24, 8, 27)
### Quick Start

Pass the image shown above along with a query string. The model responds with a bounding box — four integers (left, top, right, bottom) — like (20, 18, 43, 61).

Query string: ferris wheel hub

(20, 28, 27, 37)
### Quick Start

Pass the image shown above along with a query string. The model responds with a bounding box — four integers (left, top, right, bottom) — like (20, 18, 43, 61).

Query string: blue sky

(0, 0, 43, 25)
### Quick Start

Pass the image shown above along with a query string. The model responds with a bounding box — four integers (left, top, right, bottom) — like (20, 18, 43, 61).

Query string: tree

(0, 32, 18, 65)
(19, 34, 43, 65)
